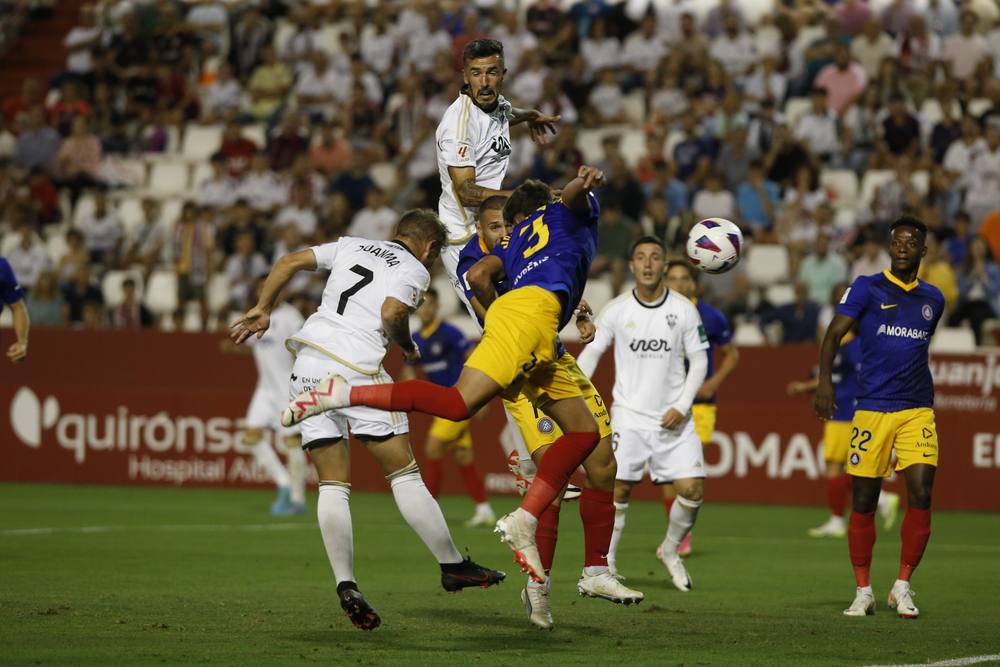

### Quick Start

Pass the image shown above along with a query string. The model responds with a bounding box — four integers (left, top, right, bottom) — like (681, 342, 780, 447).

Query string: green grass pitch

(1, 483, 999, 666)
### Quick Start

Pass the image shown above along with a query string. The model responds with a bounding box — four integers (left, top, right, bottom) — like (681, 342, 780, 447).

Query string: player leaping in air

(814, 216, 944, 620)
(283, 167, 611, 591)
(232, 210, 505, 632)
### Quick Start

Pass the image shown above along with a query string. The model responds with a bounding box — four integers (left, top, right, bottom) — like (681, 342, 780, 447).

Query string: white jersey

(247, 302, 304, 392)
(286, 236, 430, 374)
(436, 90, 513, 245)
(577, 288, 709, 432)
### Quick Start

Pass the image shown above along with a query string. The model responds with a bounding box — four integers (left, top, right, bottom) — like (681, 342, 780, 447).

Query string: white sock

(284, 443, 307, 505)
(860, 585, 873, 595)
(517, 506, 540, 526)
(893, 579, 909, 590)
(608, 502, 628, 568)
(389, 467, 463, 564)
(663, 496, 701, 554)
(527, 574, 550, 589)
(475, 502, 493, 514)
(317, 484, 354, 583)
(583, 565, 607, 576)
(250, 438, 291, 488)
(338, 382, 352, 407)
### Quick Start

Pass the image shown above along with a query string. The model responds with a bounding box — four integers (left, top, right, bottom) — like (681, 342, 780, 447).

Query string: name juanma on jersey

(358, 243, 402, 267)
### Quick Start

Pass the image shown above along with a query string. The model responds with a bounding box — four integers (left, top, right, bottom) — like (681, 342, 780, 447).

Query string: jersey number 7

(337, 265, 374, 315)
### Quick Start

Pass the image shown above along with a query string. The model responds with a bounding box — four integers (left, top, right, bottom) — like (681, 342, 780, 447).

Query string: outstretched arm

(7, 299, 28, 363)
(561, 165, 606, 218)
(467, 255, 506, 312)
(231, 248, 317, 343)
(509, 106, 561, 144)
(697, 341, 740, 400)
(813, 313, 855, 419)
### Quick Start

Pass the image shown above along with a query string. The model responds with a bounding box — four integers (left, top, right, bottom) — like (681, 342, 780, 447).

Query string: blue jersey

(837, 270, 944, 413)
(831, 336, 862, 422)
(0, 258, 25, 317)
(492, 194, 601, 329)
(693, 299, 733, 406)
(411, 318, 471, 387)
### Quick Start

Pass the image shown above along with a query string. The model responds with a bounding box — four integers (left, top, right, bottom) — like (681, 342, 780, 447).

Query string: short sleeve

(0, 259, 25, 305)
(707, 309, 733, 346)
(438, 105, 476, 169)
(310, 240, 340, 271)
(387, 263, 429, 311)
(836, 276, 870, 320)
(682, 306, 710, 355)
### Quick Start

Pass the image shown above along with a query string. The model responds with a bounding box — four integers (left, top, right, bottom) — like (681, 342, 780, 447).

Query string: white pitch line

(622, 532, 1000, 554)
(857, 653, 1000, 667)
(0, 523, 318, 536)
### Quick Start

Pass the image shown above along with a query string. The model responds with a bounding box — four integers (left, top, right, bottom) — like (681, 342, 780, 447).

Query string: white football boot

(843, 588, 876, 616)
(577, 570, 644, 605)
(282, 374, 348, 426)
(887, 583, 919, 619)
(656, 544, 692, 592)
(808, 515, 847, 538)
(494, 510, 544, 583)
(521, 583, 554, 630)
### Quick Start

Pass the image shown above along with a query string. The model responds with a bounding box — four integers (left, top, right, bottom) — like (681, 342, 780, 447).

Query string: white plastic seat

(744, 244, 790, 287)
(101, 269, 145, 309)
(820, 169, 859, 210)
(148, 163, 191, 196)
(929, 327, 976, 353)
(181, 125, 224, 161)
(623, 90, 647, 124)
(244, 124, 268, 148)
(206, 273, 232, 314)
(619, 129, 647, 169)
(143, 270, 179, 315)
(784, 98, 813, 129)
(911, 170, 930, 197)
(733, 321, 766, 346)
(582, 275, 615, 317)
(72, 193, 96, 227)
(370, 162, 398, 191)
(968, 98, 992, 118)
(44, 232, 69, 265)
(765, 283, 796, 307)
(664, 130, 686, 157)
(578, 129, 605, 164)
(859, 169, 894, 207)
(191, 162, 213, 189)
(115, 198, 145, 237)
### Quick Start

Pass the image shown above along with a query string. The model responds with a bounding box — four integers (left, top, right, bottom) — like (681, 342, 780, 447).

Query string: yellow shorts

(691, 404, 717, 445)
(822, 420, 852, 465)
(466, 287, 581, 406)
(428, 417, 472, 449)
(501, 353, 613, 456)
(848, 408, 939, 478)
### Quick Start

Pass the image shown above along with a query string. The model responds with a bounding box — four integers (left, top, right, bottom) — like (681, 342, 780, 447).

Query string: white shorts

(246, 384, 300, 437)
(439, 243, 478, 323)
(612, 412, 706, 485)
(291, 347, 408, 448)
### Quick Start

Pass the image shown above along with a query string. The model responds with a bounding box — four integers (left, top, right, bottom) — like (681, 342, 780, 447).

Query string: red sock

(828, 474, 852, 518)
(350, 381, 468, 421)
(580, 487, 615, 568)
(459, 462, 487, 505)
(423, 457, 442, 499)
(537, 504, 561, 573)
(663, 497, 674, 518)
(898, 508, 932, 582)
(521, 432, 601, 519)
(848, 511, 877, 588)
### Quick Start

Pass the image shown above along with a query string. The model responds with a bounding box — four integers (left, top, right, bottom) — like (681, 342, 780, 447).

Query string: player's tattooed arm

(813, 313, 856, 419)
(449, 166, 511, 207)
(381, 297, 420, 363)
(467, 256, 505, 312)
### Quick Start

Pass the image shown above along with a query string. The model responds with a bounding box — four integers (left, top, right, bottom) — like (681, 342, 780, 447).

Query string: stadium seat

(181, 125, 224, 161)
(272, 17, 294, 55)
(765, 283, 796, 307)
(143, 270, 179, 315)
(968, 98, 992, 118)
(430, 274, 461, 318)
(623, 90, 646, 124)
(859, 169, 894, 207)
(44, 232, 68, 265)
(115, 197, 145, 236)
(919, 98, 961, 127)
(783, 98, 812, 129)
(244, 124, 268, 147)
(0, 232, 20, 255)
(148, 162, 191, 196)
(72, 193, 96, 227)
(101, 270, 145, 309)
(0, 306, 11, 327)
(820, 169, 858, 210)
(582, 275, 615, 318)
(834, 207, 856, 229)
(206, 273, 232, 314)
(370, 162, 398, 191)
(578, 129, 605, 164)
(663, 130, 686, 157)
(619, 129, 647, 169)
(319, 25, 342, 54)
(733, 320, 766, 346)
(911, 170, 929, 197)
(929, 327, 977, 353)
(161, 199, 185, 227)
(744, 244, 790, 287)
(191, 162, 213, 189)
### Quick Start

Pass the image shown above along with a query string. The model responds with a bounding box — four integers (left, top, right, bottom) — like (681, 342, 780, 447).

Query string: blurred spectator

(840, 84, 886, 174)
(537, 75, 579, 126)
(979, 210, 1000, 265)
(198, 151, 239, 210)
(57, 229, 90, 281)
(296, 51, 348, 125)
(585, 68, 626, 126)
(851, 235, 892, 281)
(672, 13, 710, 70)
(649, 71, 688, 121)
(743, 55, 786, 114)
(330, 147, 376, 214)
(224, 231, 269, 311)
(527, 0, 565, 39)
(943, 115, 985, 186)
(930, 100, 962, 164)
(736, 159, 780, 236)
(776, 167, 829, 257)
(281, 7, 320, 72)
(798, 233, 849, 305)
(562, 54, 593, 111)
(815, 44, 868, 113)
(924, 0, 960, 39)
(946, 211, 974, 265)
(602, 155, 645, 221)
(25, 167, 60, 224)
(759, 281, 820, 344)
(949, 236, 1000, 343)
(347, 187, 398, 241)
(795, 88, 839, 162)
(764, 124, 811, 187)
(746, 98, 782, 159)
(247, 45, 292, 122)
(272, 225, 312, 295)
(14, 106, 61, 171)
(110, 14, 145, 72)
(62, 4, 105, 80)
(712, 89, 748, 141)
(49, 81, 91, 137)
(718, 126, 751, 191)
(709, 11, 757, 82)
(591, 199, 634, 295)
(310, 121, 353, 178)
(218, 121, 258, 178)
(639, 193, 683, 251)
(268, 110, 309, 172)
(237, 151, 286, 215)
(529, 125, 584, 187)
(173, 203, 214, 330)
(692, 171, 736, 221)
(897, 15, 942, 80)
(643, 159, 689, 221)
(880, 0, 917, 38)
(77, 189, 124, 266)
(408, 5, 453, 74)
(151, 4, 195, 65)
(703, 0, 745, 39)
(276, 181, 319, 241)
(111, 278, 154, 328)
(803, 16, 851, 91)
(361, 8, 398, 78)
(201, 63, 244, 124)
(24, 270, 65, 326)
(62, 264, 103, 326)
(122, 198, 166, 273)
(186, 0, 228, 57)
(2, 78, 43, 129)
(942, 11, 989, 90)
(511, 50, 550, 107)
(872, 157, 920, 223)
(835, 0, 874, 37)
(569, 0, 611, 40)
(965, 126, 1000, 226)
(90, 83, 127, 154)
(881, 92, 921, 161)
(5, 223, 48, 290)
(673, 111, 713, 187)
(229, 7, 271, 81)
(621, 14, 664, 86)
(917, 235, 959, 313)
(53, 116, 102, 209)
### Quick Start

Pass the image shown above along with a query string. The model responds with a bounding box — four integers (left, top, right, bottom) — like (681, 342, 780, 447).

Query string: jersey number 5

(519, 215, 549, 258)
(337, 265, 374, 315)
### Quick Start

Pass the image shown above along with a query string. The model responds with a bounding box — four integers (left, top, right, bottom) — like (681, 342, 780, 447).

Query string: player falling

(232, 211, 505, 631)
(663, 260, 740, 556)
(578, 245, 709, 592)
(283, 168, 641, 615)
(403, 288, 495, 528)
(814, 216, 944, 619)
(457, 194, 641, 629)
(220, 278, 307, 515)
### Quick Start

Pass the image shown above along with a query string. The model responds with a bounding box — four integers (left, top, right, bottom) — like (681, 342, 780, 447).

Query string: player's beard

(473, 86, 500, 113)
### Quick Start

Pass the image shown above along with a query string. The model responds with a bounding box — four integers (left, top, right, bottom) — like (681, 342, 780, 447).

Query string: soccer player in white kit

(221, 278, 307, 515)
(436, 38, 559, 315)
(576, 236, 709, 593)
(231, 210, 505, 631)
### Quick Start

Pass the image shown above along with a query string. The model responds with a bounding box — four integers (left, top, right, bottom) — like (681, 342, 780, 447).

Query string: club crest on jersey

(922, 305, 933, 321)
(850, 453, 860, 466)
(537, 418, 555, 434)
(666, 314, 677, 328)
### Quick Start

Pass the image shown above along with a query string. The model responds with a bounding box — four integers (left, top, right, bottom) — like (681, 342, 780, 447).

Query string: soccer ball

(686, 218, 743, 275)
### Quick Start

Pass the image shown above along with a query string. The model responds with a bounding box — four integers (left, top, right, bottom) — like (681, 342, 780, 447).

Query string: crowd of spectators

(0, 0, 999, 344)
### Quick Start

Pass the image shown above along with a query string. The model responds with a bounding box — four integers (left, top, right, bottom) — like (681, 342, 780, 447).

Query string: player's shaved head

(503, 180, 553, 225)
(396, 209, 447, 246)
(480, 194, 508, 216)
